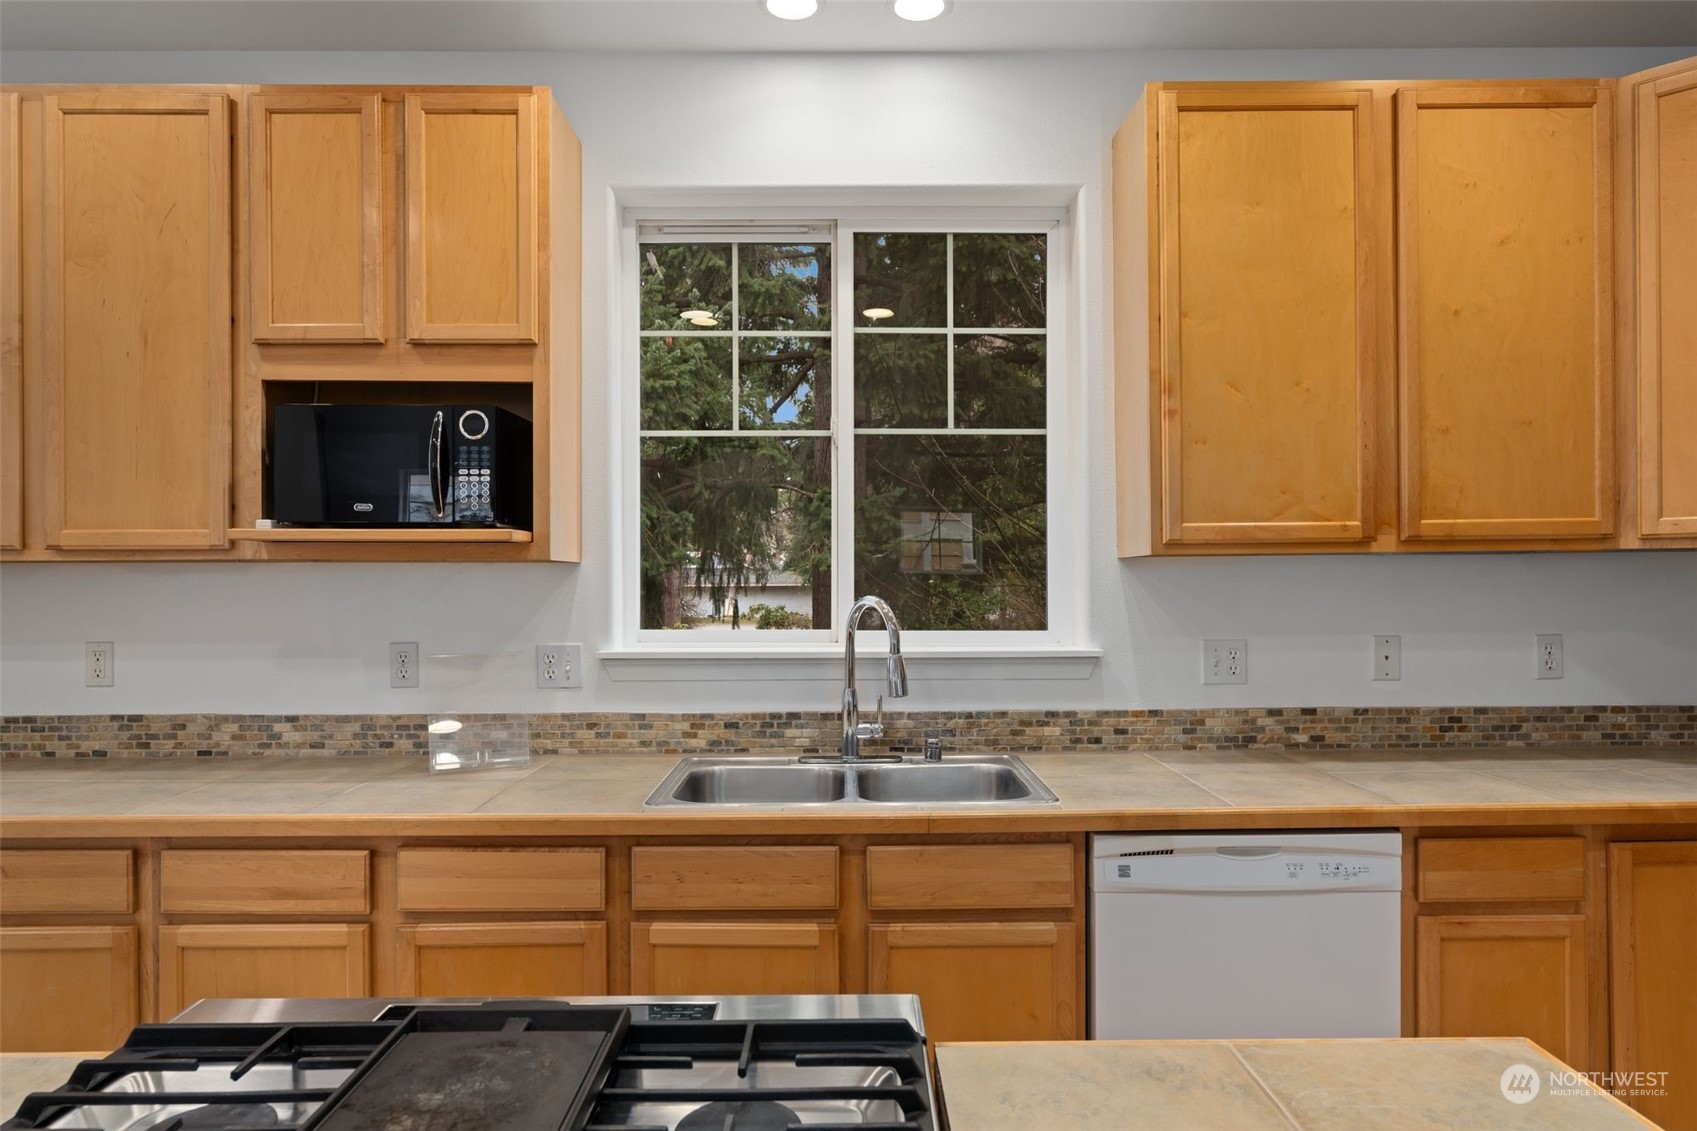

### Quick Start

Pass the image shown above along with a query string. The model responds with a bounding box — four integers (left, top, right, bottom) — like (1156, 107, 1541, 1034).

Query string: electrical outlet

(1373, 634, 1402, 681)
(84, 642, 114, 687)
(1536, 634, 1563, 680)
(389, 642, 420, 689)
(1202, 639, 1247, 685)
(537, 643, 584, 689)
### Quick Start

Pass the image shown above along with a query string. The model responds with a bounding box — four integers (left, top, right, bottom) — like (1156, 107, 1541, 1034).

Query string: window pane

(641, 437, 833, 630)
(954, 334, 1046, 428)
(741, 336, 830, 431)
(854, 233, 946, 327)
(739, 244, 831, 332)
(641, 243, 732, 331)
(953, 233, 1046, 328)
(855, 435, 1046, 630)
(641, 336, 732, 431)
(855, 333, 947, 428)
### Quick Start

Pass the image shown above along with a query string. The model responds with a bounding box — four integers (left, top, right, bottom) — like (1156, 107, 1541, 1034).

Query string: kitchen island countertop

(933, 1038, 1657, 1130)
(0, 746, 1693, 836)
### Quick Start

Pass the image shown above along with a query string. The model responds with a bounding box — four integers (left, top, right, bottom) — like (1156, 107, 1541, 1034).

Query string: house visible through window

(634, 220, 1052, 637)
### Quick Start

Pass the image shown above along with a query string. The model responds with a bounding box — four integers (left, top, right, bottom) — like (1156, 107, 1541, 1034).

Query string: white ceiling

(0, 0, 1692, 53)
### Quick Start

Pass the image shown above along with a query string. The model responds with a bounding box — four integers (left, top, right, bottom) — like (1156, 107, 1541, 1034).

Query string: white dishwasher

(1091, 831, 1402, 1039)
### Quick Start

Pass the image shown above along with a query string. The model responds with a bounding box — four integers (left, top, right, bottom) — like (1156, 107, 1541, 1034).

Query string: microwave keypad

(454, 445, 494, 521)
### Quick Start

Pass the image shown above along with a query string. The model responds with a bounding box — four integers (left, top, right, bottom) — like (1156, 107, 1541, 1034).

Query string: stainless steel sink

(644, 755, 1058, 807)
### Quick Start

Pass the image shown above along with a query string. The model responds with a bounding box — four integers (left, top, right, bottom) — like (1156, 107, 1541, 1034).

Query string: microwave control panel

(454, 444, 494, 520)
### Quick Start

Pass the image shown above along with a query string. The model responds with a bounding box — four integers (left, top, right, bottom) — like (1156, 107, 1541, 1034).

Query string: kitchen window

(617, 208, 1083, 654)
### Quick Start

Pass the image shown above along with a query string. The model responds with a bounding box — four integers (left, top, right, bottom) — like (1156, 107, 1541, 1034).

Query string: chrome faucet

(835, 595, 908, 763)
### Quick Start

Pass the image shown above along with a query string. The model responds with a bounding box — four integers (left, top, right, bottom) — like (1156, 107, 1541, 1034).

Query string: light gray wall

(1, 47, 1694, 716)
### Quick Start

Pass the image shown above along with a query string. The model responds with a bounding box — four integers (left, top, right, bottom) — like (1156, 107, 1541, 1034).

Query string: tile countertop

(933, 1038, 1658, 1130)
(0, 746, 1693, 837)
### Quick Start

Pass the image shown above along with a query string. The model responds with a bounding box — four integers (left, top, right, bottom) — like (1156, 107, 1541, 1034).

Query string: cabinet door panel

(631, 922, 837, 997)
(1157, 89, 1376, 544)
(1609, 841, 1697, 1130)
(1398, 86, 1613, 540)
(1416, 915, 1589, 1066)
(868, 922, 1078, 1042)
(397, 922, 607, 997)
(404, 93, 536, 343)
(1634, 67, 1697, 537)
(249, 93, 382, 342)
(1, 90, 20, 550)
(158, 924, 368, 1016)
(0, 926, 138, 1052)
(42, 91, 230, 549)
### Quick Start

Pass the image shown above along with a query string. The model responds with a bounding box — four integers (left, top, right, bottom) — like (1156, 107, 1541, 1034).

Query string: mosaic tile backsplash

(1, 706, 1692, 758)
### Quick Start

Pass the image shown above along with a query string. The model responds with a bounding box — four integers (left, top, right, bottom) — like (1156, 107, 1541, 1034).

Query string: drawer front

(631, 847, 838, 911)
(397, 848, 605, 912)
(161, 850, 370, 915)
(867, 844, 1075, 911)
(0, 850, 133, 914)
(1417, 837, 1586, 903)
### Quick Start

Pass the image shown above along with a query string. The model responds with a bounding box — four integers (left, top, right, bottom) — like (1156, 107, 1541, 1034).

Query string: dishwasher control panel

(1095, 831, 1402, 893)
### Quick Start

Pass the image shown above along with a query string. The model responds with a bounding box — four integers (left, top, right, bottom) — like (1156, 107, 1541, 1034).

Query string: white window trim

(605, 193, 1098, 679)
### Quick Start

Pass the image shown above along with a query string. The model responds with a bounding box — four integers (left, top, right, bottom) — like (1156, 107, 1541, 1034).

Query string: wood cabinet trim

(403, 92, 537, 343)
(39, 90, 232, 551)
(0, 848, 133, 914)
(866, 844, 1074, 911)
(631, 846, 838, 911)
(396, 847, 604, 912)
(1396, 84, 1615, 541)
(161, 849, 370, 915)
(248, 92, 383, 342)
(1607, 839, 1697, 1126)
(1416, 836, 1587, 903)
(630, 921, 839, 996)
(867, 921, 1079, 1042)
(0, 925, 138, 1051)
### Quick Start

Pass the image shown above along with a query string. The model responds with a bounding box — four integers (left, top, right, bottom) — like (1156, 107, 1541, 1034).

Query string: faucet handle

(854, 694, 887, 740)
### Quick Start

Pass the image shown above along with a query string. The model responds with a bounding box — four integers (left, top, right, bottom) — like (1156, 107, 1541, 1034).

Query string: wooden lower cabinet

(1609, 841, 1697, 1130)
(631, 922, 838, 996)
(158, 923, 369, 1016)
(396, 921, 607, 997)
(1415, 915, 1589, 1066)
(868, 922, 1078, 1042)
(0, 926, 138, 1052)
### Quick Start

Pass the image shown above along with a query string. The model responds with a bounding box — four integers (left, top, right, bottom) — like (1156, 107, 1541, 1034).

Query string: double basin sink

(644, 755, 1060, 807)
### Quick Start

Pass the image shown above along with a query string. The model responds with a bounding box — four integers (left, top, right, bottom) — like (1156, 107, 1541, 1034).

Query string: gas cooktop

(3, 996, 936, 1131)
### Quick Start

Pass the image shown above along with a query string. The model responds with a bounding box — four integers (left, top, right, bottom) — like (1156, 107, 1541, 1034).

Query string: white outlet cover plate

(1202, 639, 1248, 685)
(1373, 634, 1402, 681)
(85, 641, 114, 688)
(1536, 634, 1563, 680)
(537, 643, 584, 689)
(389, 642, 420, 689)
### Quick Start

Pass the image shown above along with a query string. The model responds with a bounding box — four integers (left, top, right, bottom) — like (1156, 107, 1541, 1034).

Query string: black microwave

(269, 404, 533, 528)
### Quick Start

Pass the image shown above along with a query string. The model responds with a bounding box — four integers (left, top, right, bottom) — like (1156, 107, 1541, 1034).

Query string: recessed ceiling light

(680, 309, 712, 320)
(689, 316, 721, 327)
(765, 0, 820, 19)
(892, 0, 948, 21)
(862, 307, 895, 321)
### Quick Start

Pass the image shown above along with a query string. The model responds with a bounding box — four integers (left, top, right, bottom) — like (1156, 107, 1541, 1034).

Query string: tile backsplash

(1, 706, 1691, 759)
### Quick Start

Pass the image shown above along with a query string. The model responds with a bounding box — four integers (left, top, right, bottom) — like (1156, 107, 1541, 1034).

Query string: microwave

(269, 404, 533, 528)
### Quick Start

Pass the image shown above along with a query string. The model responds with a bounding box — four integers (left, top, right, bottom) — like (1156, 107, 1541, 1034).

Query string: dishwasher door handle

(1214, 846, 1281, 859)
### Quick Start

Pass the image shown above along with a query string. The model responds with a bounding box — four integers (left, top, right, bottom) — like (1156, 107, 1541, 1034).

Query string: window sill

(596, 645, 1102, 682)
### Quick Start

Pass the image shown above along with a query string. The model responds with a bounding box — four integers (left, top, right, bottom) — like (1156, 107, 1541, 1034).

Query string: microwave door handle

(428, 410, 446, 520)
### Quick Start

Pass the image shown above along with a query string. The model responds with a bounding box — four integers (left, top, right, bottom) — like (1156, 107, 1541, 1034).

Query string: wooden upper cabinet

(1, 90, 21, 551)
(1397, 85, 1615, 540)
(41, 91, 231, 549)
(248, 93, 382, 342)
(1155, 89, 1378, 545)
(1630, 63, 1697, 538)
(404, 92, 537, 343)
